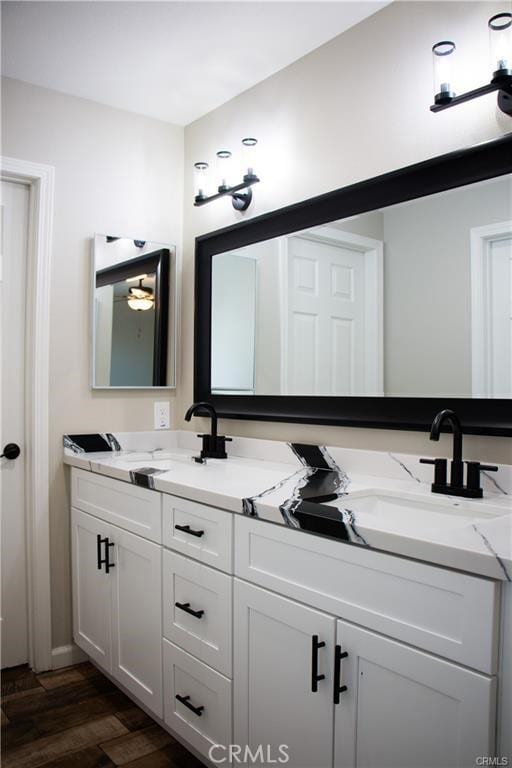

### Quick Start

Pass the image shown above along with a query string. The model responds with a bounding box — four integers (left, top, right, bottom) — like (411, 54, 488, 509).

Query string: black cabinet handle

(105, 539, 115, 573)
(311, 635, 326, 692)
(175, 601, 205, 619)
(175, 694, 204, 716)
(97, 535, 108, 570)
(333, 644, 348, 704)
(174, 524, 204, 538)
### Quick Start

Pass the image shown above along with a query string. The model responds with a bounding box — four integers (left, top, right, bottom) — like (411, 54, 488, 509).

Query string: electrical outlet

(154, 401, 170, 430)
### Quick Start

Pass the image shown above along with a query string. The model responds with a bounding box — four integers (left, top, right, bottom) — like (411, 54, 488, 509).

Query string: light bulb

(216, 150, 233, 191)
(432, 41, 457, 104)
(127, 297, 153, 311)
(194, 162, 209, 201)
(489, 12, 512, 78)
(241, 138, 258, 180)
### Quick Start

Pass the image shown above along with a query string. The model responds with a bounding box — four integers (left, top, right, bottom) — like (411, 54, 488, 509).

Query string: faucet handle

(419, 457, 447, 488)
(465, 461, 498, 496)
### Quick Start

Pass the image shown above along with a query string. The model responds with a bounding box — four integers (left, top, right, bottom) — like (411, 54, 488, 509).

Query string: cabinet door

(110, 524, 163, 717)
(334, 620, 496, 768)
(71, 507, 112, 670)
(234, 579, 335, 768)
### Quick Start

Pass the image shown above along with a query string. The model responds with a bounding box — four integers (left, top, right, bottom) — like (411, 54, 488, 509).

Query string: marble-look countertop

(63, 430, 512, 581)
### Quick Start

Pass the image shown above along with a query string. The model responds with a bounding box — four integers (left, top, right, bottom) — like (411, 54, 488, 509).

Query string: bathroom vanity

(64, 430, 511, 768)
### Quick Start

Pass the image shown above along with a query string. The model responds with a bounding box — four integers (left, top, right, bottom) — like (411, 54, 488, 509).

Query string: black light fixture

(430, 11, 512, 116)
(193, 138, 260, 211)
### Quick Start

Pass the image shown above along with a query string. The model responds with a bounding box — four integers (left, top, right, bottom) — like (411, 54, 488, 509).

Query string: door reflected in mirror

(210, 174, 512, 398)
(92, 235, 176, 388)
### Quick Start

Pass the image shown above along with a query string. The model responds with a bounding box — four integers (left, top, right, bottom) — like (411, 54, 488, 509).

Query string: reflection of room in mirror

(92, 235, 176, 389)
(210, 174, 512, 398)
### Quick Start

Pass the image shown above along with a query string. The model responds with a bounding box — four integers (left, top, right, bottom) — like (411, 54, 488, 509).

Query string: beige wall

(181, 1, 512, 465)
(2, 77, 184, 647)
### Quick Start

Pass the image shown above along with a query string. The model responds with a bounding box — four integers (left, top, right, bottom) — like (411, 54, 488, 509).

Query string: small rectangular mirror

(92, 235, 176, 388)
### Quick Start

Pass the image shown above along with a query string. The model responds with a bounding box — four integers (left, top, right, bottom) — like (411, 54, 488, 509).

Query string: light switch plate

(154, 401, 170, 430)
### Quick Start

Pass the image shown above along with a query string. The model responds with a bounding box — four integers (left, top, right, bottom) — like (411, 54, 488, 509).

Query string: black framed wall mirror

(92, 235, 176, 388)
(194, 135, 512, 436)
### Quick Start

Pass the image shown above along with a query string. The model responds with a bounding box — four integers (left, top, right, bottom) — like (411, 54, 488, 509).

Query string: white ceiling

(2, 1, 389, 125)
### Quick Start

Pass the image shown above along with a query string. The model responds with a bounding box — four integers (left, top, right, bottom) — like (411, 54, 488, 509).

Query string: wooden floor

(1, 662, 204, 768)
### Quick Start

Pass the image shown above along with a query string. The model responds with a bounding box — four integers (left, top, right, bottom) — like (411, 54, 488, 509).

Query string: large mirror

(211, 174, 511, 399)
(92, 235, 176, 388)
(195, 136, 512, 434)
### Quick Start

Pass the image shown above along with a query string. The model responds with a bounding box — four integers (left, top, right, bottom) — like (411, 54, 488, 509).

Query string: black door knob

(1, 443, 21, 460)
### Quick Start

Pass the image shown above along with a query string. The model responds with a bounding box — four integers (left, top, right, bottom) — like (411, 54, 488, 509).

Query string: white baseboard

(51, 643, 87, 669)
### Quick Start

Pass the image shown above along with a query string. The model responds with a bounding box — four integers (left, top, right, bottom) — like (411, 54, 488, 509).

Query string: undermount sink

(122, 451, 193, 465)
(337, 491, 504, 535)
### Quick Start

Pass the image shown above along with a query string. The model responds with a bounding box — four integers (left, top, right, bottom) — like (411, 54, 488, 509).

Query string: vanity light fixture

(193, 138, 260, 211)
(127, 278, 154, 311)
(430, 12, 512, 115)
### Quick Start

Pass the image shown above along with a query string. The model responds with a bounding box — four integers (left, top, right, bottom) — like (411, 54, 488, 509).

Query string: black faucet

(420, 409, 497, 498)
(184, 402, 231, 460)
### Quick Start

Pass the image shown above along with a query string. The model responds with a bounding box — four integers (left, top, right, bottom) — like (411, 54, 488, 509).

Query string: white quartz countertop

(63, 430, 512, 581)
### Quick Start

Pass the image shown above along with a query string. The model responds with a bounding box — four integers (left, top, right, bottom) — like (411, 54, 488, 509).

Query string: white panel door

(234, 579, 335, 768)
(285, 233, 381, 394)
(110, 524, 163, 717)
(334, 620, 495, 768)
(71, 508, 112, 670)
(1, 180, 29, 668)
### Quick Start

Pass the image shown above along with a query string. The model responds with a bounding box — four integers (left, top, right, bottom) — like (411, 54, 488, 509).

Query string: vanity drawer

(163, 550, 232, 676)
(235, 516, 499, 674)
(71, 468, 161, 543)
(163, 638, 232, 762)
(163, 495, 233, 573)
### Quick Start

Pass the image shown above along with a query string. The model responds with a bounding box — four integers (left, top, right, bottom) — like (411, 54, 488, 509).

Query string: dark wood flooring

(1, 662, 204, 768)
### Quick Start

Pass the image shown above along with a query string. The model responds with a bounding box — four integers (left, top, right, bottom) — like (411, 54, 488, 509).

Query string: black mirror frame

(194, 135, 512, 436)
(95, 248, 170, 387)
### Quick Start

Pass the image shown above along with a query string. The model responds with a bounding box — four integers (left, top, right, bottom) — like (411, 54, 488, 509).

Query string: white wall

(1, 76, 184, 648)
(181, 0, 512, 464)
(383, 177, 512, 397)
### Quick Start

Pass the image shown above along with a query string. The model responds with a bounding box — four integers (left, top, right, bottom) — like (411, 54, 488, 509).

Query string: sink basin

(122, 451, 195, 465)
(336, 492, 504, 537)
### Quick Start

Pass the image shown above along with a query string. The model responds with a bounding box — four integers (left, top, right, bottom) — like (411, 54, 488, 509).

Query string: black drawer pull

(176, 694, 204, 716)
(175, 601, 205, 619)
(97, 534, 106, 570)
(333, 644, 349, 704)
(174, 524, 205, 538)
(311, 635, 326, 692)
(105, 539, 115, 573)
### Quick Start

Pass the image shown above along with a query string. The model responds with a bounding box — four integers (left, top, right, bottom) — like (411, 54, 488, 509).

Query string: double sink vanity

(64, 427, 511, 768)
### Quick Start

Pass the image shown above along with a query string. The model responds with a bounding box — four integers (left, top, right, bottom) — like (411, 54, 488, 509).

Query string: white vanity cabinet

(333, 621, 495, 768)
(234, 579, 335, 768)
(69, 466, 503, 768)
(71, 470, 163, 718)
(234, 515, 498, 768)
(71, 507, 112, 669)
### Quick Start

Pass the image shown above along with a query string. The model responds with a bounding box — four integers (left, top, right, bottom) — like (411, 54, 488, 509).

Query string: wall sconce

(193, 138, 260, 211)
(430, 12, 512, 116)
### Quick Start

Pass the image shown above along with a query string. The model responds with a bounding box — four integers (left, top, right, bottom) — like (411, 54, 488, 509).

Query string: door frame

(1, 156, 54, 671)
(470, 220, 512, 397)
(279, 226, 384, 395)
